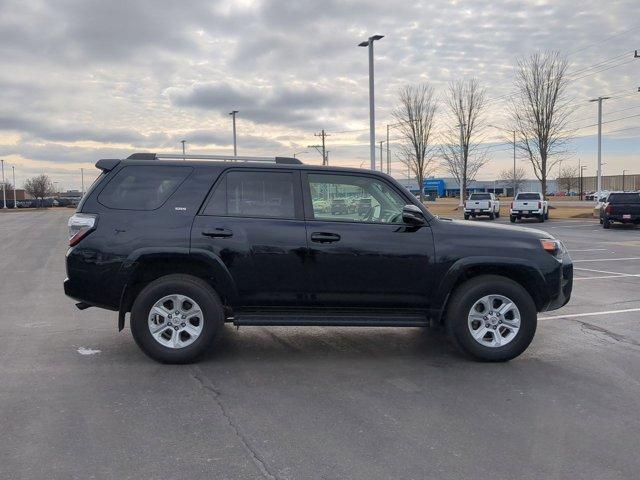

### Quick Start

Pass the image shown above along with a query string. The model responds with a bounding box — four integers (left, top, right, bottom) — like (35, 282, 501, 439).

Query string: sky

(0, 0, 638, 191)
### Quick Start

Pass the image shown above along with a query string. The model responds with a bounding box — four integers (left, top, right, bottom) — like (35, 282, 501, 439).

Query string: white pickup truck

(464, 193, 500, 220)
(510, 192, 549, 223)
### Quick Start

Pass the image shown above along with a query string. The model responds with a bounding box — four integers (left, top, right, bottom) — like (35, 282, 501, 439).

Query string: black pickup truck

(600, 192, 640, 229)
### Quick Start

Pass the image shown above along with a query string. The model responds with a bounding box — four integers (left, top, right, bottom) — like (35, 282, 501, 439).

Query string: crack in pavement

(576, 321, 640, 349)
(191, 366, 279, 480)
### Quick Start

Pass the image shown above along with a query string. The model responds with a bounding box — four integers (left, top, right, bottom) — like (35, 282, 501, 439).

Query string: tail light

(604, 203, 612, 214)
(68, 213, 97, 246)
(538, 201, 542, 209)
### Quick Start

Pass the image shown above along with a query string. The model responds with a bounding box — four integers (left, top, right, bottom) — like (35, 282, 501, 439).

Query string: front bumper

(546, 252, 573, 311)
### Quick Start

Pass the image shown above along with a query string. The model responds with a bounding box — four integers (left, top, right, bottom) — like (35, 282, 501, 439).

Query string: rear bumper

(64, 277, 118, 311)
(511, 209, 543, 217)
(605, 214, 640, 223)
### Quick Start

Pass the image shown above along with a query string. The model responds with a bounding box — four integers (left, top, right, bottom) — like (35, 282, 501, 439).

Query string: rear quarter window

(98, 165, 192, 211)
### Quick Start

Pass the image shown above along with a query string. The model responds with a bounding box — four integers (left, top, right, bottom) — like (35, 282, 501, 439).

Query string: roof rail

(126, 153, 301, 164)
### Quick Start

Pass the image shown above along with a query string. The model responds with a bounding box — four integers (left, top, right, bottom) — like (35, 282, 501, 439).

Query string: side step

(233, 313, 429, 327)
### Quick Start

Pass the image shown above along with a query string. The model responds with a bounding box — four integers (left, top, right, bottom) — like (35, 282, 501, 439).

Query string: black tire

(464, 214, 470, 220)
(130, 274, 224, 364)
(489, 212, 495, 220)
(599, 217, 603, 224)
(603, 218, 611, 229)
(538, 213, 545, 223)
(510, 215, 516, 223)
(545, 211, 549, 220)
(446, 275, 537, 362)
(496, 210, 500, 219)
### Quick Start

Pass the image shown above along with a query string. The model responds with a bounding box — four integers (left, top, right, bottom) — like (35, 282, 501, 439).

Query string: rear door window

(517, 193, 540, 200)
(98, 165, 192, 211)
(203, 170, 297, 219)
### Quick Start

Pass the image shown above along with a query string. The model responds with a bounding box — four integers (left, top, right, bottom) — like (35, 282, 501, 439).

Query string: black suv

(65, 153, 573, 363)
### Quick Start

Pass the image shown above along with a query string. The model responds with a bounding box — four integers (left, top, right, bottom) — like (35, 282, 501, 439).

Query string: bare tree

(440, 78, 489, 205)
(557, 164, 580, 194)
(509, 51, 573, 195)
(392, 84, 438, 202)
(24, 174, 53, 207)
(499, 167, 528, 195)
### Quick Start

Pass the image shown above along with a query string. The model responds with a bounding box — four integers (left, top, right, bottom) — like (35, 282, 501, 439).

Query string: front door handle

(310, 232, 341, 243)
(202, 228, 233, 238)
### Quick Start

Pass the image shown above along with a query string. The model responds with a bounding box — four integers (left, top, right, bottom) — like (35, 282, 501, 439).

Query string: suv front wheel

(446, 275, 537, 362)
(130, 274, 223, 363)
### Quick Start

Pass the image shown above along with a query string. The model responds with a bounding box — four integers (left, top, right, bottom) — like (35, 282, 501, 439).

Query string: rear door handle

(311, 232, 341, 243)
(202, 228, 233, 238)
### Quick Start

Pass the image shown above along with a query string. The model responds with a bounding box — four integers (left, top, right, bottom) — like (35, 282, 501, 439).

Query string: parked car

(65, 153, 572, 364)
(599, 192, 640, 228)
(330, 198, 348, 215)
(510, 192, 549, 223)
(464, 193, 500, 220)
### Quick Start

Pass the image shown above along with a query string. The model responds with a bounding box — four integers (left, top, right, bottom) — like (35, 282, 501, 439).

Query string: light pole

(589, 96, 610, 201)
(229, 110, 239, 156)
(180, 140, 186, 161)
(292, 150, 308, 158)
(358, 34, 384, 170)
(457, 123, 466, 206)
(81, 168, 85, 196)
(386, 124, 390, 174)
(12, 165, 16, 208)
(622, 169, 627, 191)
(580, 164, 587, 201)
(1, 159, 6, 209)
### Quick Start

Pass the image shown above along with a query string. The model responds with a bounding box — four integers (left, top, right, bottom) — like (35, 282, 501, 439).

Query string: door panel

(191, 169, 308, 306)
(302, 171, 435, 308)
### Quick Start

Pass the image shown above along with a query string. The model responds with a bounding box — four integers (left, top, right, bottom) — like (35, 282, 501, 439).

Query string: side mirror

(402, 204, 426, 225)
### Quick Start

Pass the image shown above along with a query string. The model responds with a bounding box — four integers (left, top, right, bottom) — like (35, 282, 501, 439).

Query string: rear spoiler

(95, 159, 121, 172)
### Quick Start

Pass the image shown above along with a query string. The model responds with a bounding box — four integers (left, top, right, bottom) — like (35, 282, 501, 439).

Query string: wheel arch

(432, 257, 549, 325)
(117, 249, 237, 331)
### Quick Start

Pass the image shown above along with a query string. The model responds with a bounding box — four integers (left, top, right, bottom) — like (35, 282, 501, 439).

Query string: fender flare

(431, 256, 549, 323)
(117, 247, 238, 331)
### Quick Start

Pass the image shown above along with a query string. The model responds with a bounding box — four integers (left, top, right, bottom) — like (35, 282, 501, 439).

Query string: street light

(358, 34, 384, 171)
(1, 159, 6, 209)
(180, 140, 186, 161)
(580, 165, 587, 201)
(292, 150, 308, 158)
(229, 110, 239, 156)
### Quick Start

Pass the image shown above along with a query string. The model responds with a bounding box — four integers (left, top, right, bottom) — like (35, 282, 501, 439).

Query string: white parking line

(541, 307, 640, 320)
(575, 267, 634, 275)
(573, 257, 640, 263)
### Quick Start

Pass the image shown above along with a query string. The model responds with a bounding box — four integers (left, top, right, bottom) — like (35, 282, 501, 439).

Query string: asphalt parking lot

(1, 209, 639, 480)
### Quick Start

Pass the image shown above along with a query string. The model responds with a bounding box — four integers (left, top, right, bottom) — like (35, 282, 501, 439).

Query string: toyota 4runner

(65, 153, 573, 363)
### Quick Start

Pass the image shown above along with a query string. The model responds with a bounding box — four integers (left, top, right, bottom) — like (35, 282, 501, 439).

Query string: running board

(232, 314, 429, 327)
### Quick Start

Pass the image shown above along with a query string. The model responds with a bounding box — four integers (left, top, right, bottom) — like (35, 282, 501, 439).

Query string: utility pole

(379, 141, 384, 171)
(12, 165, 16, 208)
(386, 124, 390, 174)
(81, 168, 85, 196)
(1, 159, 6, 209)
(229, 110, 239, 156)
(307, 145, 325, 164)
(579, 164, 587, 201)
(180, 140, 186, 161)
(314, 130, 329, 165)
(589, 96, 610, 201)
(358, 35, 384, 170)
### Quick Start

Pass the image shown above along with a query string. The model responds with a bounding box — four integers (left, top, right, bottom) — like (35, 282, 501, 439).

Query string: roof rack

(127, 153, 301, 165)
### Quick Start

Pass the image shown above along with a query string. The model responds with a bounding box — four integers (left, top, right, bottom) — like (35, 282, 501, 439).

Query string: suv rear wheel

(130, 274, 223, 363)
(446, 275, 537, 362)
